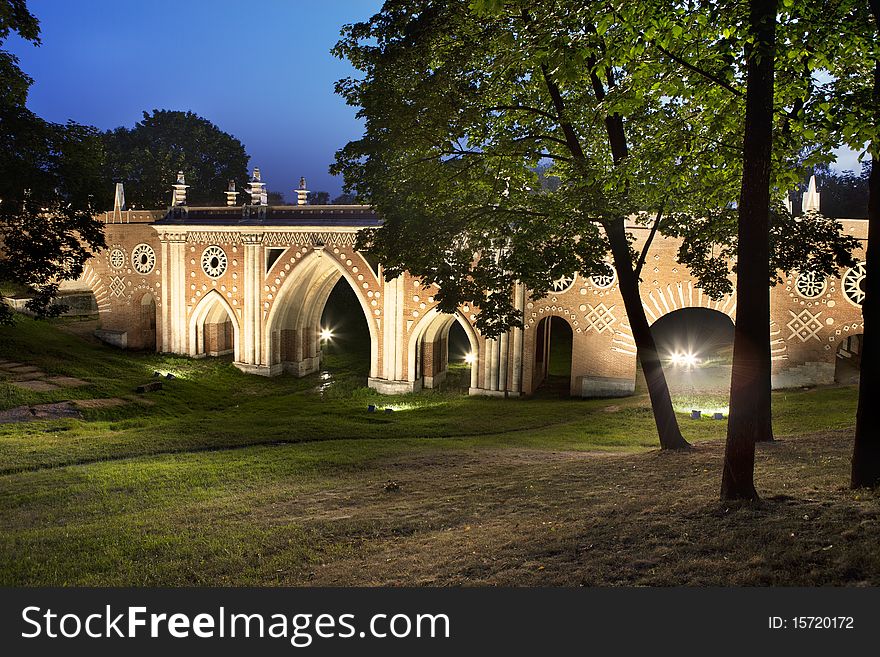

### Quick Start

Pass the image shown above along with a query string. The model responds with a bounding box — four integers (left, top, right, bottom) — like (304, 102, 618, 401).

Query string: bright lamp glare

(670, 352, 699, 368)
(320, 328, 333, 341)
(464, 352, 476, 364)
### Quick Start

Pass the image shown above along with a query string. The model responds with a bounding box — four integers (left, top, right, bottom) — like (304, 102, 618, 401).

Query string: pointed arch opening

(134, 291, 157, 351)
(189, 291, 239, 361)
(264, 251, 378, 381)
(408, 308, 480, 392)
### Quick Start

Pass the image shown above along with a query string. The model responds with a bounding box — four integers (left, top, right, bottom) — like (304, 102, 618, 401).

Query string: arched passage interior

(408, 309, 480, 392)
(189, 291, 238, 360)
(533, 315, 573, 397)
(264, 250, 378, 381)
(835, 333, 862, 384)
(645, 307, 735, 400)
(136, 291, 157, 351)
(319, 277, 372, 383)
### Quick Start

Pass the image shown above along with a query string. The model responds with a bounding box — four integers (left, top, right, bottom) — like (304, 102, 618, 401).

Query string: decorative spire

(113, 182, 126, 212)
(246, 168, 268, 206)
(225, 179, 239, 206)
(295, 176, 309, 205)
(171, 171, 188, 207)
(802, 175, 821, 214)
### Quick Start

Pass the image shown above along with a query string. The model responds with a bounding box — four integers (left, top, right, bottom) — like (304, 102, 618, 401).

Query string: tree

(0, 0, 108, 323)
(103, 110, 250, 208)
(331, 192, 358, 204)
(791, 163, 871, 219)
(720, 0, 778, 500)
(333, 0, 701, 448)
(613, 0, 858, 497)
(332, 0, 855, 450)
(844, 0, 880, 488)
(308, 191, 330, 205)
(268, 190, 286, 205)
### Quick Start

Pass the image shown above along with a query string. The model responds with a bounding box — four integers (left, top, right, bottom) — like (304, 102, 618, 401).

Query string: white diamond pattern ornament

(786, 309, 823, 342)
(109, 275, 126, 298)
(585, 303, 616, 333)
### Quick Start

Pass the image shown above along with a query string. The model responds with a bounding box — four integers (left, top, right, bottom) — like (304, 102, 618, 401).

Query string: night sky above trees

(4, 0, 382, 202)
(4, 0, 866, 204)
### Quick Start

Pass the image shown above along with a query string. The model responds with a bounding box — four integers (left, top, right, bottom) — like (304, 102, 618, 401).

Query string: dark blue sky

(6, 0, 862, 204)
(7, 0, 383, 201)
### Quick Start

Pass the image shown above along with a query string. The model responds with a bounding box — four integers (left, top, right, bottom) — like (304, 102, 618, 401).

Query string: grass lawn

(0, 315, 876, 586)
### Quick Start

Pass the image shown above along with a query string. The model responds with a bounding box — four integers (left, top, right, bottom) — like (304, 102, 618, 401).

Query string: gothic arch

(188, 290, 240, 361)
(263, 250, 379, 377)
(407, 307, 480, 389)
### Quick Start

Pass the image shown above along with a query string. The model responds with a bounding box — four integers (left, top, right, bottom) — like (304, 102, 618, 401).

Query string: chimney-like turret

(171, 171, 188, 207)
(225, 179, 239, 206)
(802, 175, 821, 214)
(296, 177, 309, 205)
(246, 168, 268, 206)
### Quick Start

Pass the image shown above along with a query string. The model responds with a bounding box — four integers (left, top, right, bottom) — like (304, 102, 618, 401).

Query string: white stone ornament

(109, 248, 126, 270)
(202, 245, 228, 279)
(843, 262, 866, 306)
(551, 273, 576, 293)
(589, 263, 616, 289)
(131, 244, 155, 274)
(794, 271, 826, 299)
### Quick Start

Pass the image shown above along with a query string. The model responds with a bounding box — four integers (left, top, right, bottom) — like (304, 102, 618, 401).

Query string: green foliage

(0, 1, 107, 322)
(102, 110, 250, 208)
(331, 0, 859, 335)
(308, 191, 331, 205)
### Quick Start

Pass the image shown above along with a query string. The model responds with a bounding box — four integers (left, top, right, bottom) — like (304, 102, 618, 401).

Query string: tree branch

(635, 204, 665, 279)
(654, 43, 744, 98)
(487, 105, 558, 121)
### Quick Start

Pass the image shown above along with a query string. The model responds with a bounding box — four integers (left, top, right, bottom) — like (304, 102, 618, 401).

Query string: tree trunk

(608, 218, 690, 450)
(721, 0, 777, 501)
(851, 1, 880, 488)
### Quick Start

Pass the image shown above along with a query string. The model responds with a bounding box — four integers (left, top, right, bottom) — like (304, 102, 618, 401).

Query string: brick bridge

(68, 191, 867, 397)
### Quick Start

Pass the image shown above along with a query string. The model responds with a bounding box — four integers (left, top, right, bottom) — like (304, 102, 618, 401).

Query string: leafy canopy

(103, 110, 250, 208)
(332, 0, 857, 334)
(0, 0, 108, 322)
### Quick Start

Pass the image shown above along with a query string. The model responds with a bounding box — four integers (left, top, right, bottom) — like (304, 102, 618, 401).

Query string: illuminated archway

(646, 306, 734, 398)
(264, 250, 378, 378)
(407, 308, 480, 391)
(189, 290, 239, 360)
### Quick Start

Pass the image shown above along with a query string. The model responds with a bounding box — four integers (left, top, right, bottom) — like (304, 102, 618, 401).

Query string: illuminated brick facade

(71, 205, 867, 397)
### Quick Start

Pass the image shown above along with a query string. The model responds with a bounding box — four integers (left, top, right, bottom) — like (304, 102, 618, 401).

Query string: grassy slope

(0, 315, 864, 585)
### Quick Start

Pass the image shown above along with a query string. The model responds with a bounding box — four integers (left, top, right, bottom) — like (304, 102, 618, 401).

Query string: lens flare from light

(464, 352, 476, 364)
(320, 328, 333, 341)
(670, 351, 699, 368)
